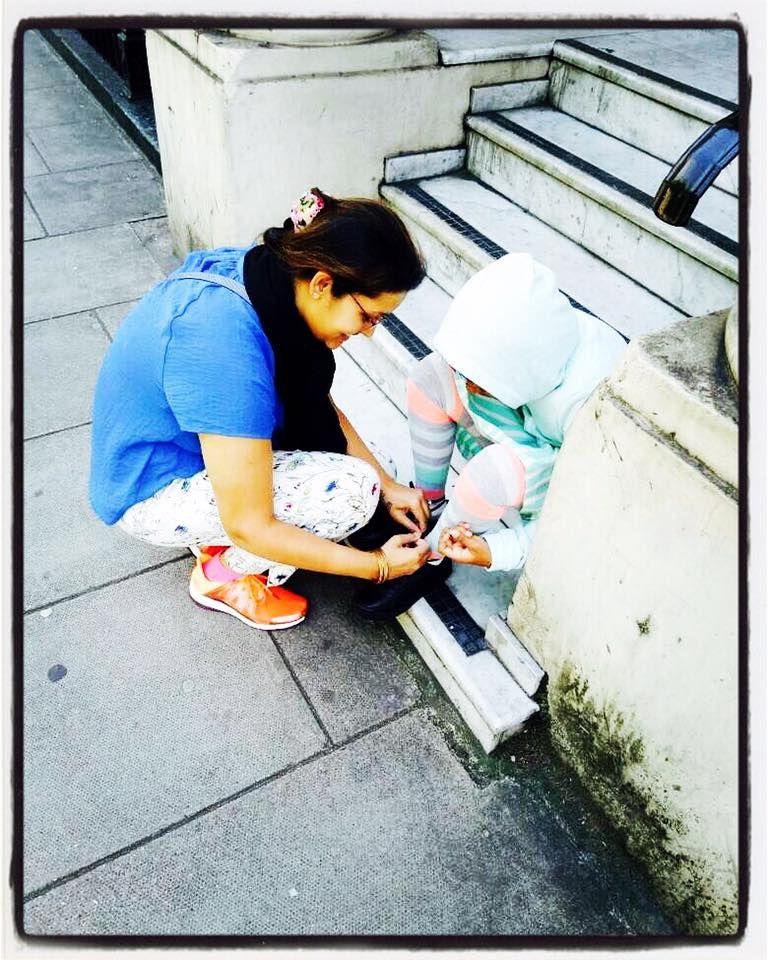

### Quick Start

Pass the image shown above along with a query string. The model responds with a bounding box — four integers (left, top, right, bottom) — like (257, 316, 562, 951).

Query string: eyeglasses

(349, 293, 383, 329)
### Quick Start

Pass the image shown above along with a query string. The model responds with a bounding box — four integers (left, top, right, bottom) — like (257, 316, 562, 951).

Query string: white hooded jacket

(431, 253, 627, 570)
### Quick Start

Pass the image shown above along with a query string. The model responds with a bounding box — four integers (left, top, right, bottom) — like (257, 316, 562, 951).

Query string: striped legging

(406, 352, 556, 547)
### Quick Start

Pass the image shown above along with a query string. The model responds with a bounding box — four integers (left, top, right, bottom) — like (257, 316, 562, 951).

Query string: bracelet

(372, 548, 389, 584)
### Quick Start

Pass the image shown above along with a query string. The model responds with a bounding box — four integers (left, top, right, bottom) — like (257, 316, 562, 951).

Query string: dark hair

(263, 188, 426, 297)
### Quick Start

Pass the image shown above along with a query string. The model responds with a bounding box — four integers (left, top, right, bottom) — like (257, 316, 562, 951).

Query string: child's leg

(406, 353, 466, 502)
(116, 451, 380, 585)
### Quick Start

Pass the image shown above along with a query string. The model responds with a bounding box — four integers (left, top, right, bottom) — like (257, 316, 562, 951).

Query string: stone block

(27, 117, 141, 173)
(24, 81, 107, 129)
(23, 195, 45, 240)
(95, 299, 140, 338)
(24, 161, 165, 236)
(24, 136, 49, 177)
(24, 312, 110, 438)
(24, 223, 164, 321)
(23, 424, 184, 609)
(129, 216, 181, 274)
(484, 614, 545, 697)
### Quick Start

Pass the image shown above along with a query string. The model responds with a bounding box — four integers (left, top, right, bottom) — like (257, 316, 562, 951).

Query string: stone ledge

(610, 310, 738, 491)
(155, 28, 440, 84)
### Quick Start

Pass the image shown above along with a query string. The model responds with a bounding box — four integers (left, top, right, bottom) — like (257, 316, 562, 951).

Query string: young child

(355, 252, 628, 619)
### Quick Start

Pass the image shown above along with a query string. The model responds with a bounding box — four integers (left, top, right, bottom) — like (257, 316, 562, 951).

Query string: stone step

(330, 345, 540, 753)
(469, 78, 549, 114)
(549, 35, 739, 197)
(465, 107, 737, 317)
(381, 174, 687, 338)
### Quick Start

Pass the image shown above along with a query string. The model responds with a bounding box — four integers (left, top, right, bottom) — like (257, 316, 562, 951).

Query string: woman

(354, 252, 628, 620)
(89, 188, 432, 630)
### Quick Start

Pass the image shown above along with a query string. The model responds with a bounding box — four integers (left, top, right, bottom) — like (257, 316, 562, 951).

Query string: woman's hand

(438, 522, 492, 568)
(381, 479, 430, 534)
(379, 531, 430, 579)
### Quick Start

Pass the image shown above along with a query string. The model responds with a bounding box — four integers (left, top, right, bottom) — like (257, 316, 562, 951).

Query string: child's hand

(438, 522, 492, 568)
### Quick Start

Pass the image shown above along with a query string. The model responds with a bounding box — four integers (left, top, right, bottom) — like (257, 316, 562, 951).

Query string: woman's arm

(199, 433, 428, 580)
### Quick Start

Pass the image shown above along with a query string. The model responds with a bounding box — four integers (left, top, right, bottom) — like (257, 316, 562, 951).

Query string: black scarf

(243, 244, 347, 454)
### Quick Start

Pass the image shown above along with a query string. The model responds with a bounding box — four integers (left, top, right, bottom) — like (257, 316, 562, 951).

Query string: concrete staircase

(333, 31, 739, 753)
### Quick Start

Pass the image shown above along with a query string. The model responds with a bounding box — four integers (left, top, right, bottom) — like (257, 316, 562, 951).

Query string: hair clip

(290, 190, 325, 233)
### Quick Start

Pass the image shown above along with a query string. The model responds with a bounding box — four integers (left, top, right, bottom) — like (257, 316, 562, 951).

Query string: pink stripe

(496, 445, 526, 510)
(407, 379, 453, 425)
(454, 471, 506, 522)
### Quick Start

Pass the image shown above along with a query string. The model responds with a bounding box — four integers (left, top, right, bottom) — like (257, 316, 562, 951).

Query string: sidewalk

(20, 28, 673, 936)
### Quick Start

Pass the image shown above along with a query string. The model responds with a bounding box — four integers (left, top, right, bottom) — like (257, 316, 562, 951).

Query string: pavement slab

(23, 711, 671, 936)
(24, 160, 165, 236)
(23, 79, 108, 129)
(26, 117, 142, 174)
(129, 216, 181, 274)
(271, 570, 420, 742)
(24, 311, 110, 438)
(23, 136, 50, 177)
(23, 56, 78, 91)
(24, 223, 165, 321)
(23, 195, 46, 241)
(22, 30, 60, 66)
(23, 424, 185, 610)
(23, 561, 327, 893)
(94, 299, 140, 339)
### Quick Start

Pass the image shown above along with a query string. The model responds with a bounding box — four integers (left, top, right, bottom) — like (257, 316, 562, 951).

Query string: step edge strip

(555, 37, 738, 117)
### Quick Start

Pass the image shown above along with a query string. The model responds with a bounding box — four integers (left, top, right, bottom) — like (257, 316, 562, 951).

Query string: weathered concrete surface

(23, 310, 109, 438)
(24, 561, 326, 892)
(24, 425, 185, 609)
(23, 712, 672, 936)
(508, 319, 739, 934)
(272, 570, 421, 742)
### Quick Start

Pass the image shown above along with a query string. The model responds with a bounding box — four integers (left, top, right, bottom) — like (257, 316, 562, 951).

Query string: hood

(432, 253, 580, 409)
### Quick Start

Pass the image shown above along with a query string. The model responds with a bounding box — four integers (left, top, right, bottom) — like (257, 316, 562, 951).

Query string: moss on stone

(549, 662, 739, 935)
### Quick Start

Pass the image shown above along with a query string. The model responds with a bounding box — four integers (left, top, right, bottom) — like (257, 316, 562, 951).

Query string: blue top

(89, 247, 281, 525)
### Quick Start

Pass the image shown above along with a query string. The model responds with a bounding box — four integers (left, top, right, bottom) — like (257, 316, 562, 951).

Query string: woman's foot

(189, 547, 307, 629)
(353, 557, 452, 621)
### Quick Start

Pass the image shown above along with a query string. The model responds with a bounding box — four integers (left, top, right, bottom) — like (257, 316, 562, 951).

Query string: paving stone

(23, 196, 45, 241)
(129, 217, 181, 274)
(24, 136, 49, 177)
(24, 224, 164, 321)
(22, 31, 59, 66)
(24, 80, 107, 129)
(23, 424, 185, 609)
(24, 161, 166, 236)
(22, 711, 671, 935)
(26, 117, 141, 173)
(23, 561, 326, 892)
(24, 312, 110, 438)
(272, 570, 420, 742)
(24, 57, 76, 90)
(94, 299, 140, 338)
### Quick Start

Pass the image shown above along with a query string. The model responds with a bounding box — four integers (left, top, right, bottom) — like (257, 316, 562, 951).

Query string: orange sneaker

(189, 548, 307, 630)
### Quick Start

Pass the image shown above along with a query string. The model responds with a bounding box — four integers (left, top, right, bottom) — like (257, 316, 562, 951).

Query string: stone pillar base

(507, 310, 739, 934)
(145, 28, 549, 253)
